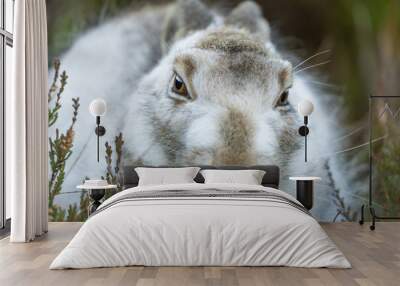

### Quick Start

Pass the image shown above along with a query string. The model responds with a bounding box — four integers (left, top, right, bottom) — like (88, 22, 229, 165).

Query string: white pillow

(200, 169, 266, 185)
(135, 167, 200, 186)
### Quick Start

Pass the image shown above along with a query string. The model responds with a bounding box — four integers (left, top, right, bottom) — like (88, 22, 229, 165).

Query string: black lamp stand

(95, 116, 106, 162)
(298, 116, 310, 162)
(88, 189, 106, 215)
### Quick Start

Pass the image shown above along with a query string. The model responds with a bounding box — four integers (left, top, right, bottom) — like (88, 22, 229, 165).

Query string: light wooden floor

(0, 222, 399, 286)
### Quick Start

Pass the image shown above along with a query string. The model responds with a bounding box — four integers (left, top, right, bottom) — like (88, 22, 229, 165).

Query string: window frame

(0, 0, 14, 233)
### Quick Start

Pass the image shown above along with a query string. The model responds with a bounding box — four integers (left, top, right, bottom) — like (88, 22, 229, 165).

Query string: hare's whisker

(294, 60, 331, 74)
(293, 49, 331, 70)
(314, 134, 387, 159)
(332, 125, 367, 143)
(305, 80, 341, 88)
(305, 80, 344, 91)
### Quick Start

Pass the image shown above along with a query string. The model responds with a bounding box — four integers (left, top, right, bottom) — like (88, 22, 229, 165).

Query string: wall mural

(46, 0, 400, 222)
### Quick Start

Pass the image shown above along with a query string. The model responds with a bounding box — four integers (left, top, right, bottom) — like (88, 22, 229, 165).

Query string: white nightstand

(289, 177, 321, 210)
(77, 184, 117, 215)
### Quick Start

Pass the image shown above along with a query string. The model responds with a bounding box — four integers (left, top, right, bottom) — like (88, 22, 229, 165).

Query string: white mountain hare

(50, 0, 348, 220)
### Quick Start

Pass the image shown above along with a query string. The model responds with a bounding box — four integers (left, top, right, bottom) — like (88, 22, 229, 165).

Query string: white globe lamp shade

(89, 98, 107, 117)
(298, 100, 314, 116)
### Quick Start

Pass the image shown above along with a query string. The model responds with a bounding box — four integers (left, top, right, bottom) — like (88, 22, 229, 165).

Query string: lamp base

(298, 126, 309, 136)
(87, 189, 105, 215)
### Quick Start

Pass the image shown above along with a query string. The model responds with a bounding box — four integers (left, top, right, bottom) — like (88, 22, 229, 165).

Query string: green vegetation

(104, 133, 125, 200)
(48, 59, 82, 221)
(373, 122, 400, 216)
(48, 59, 124, 221)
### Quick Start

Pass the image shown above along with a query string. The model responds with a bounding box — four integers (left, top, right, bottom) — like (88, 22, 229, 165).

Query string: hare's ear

(225, 1, 270, 42)
(162, 0, 213, 54)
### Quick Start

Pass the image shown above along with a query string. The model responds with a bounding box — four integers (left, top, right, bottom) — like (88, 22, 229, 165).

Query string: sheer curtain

(9, 0, 48, 242)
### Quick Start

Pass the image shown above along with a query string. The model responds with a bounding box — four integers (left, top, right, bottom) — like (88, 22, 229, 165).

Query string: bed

(50, 165, 351, 269)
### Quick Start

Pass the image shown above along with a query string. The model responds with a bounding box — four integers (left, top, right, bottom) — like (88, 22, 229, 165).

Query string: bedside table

(77, 184, 117, 215)
(289, 177, 321, 210)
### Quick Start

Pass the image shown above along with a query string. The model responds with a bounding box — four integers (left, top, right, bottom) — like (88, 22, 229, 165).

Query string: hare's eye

(276, 90, 289, 107)
(171, 74, 189, 98)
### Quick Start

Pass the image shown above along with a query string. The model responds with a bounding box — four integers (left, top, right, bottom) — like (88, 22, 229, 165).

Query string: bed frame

(121, 165, 280, 190)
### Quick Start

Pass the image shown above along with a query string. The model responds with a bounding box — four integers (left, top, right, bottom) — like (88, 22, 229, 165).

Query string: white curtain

(9, 0, 48, 242)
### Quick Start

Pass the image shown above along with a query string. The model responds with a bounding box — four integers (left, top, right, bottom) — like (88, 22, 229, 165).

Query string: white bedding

(50, 183, 351, 269)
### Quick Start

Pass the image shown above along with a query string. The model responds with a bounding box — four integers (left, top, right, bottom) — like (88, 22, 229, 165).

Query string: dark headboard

(122, 165, 280, 189)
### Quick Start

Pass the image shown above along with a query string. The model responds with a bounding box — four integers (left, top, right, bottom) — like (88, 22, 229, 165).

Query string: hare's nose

(212, 108, 256, 165)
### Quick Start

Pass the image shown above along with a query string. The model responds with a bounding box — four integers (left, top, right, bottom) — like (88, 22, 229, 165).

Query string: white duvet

(50, 183, 351, 269)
